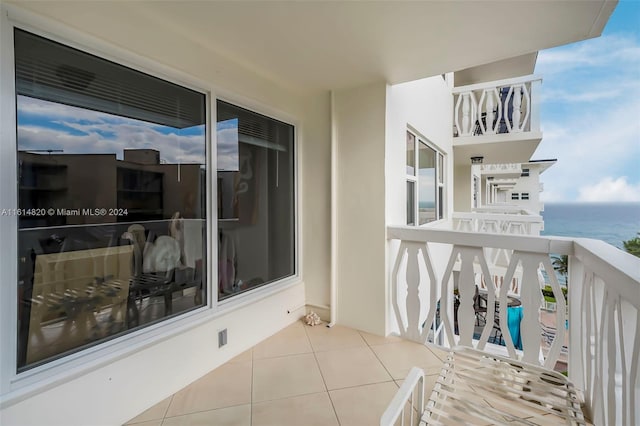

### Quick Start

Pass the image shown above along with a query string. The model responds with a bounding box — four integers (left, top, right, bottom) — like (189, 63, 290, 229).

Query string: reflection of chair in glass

(123, 218, 202, 326)
(26, 245, 133, 364)
(123, 226, 178, 326)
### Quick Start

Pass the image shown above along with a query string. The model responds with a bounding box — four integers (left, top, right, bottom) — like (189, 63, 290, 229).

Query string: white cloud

(537, 34, 640, 76)
(577, 177, 640, 202)
(535, 93, 640, 201)
(538, 85, 637, 105)
(534, 28, 640, 202)
(539, 187, 565, 203)
(17, 95, 206, 165)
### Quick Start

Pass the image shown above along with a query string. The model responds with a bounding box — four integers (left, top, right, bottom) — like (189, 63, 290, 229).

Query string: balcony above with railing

(452, 75, 542, 165)
(453, 210, 544, 236)
(480, 162, 522, 178)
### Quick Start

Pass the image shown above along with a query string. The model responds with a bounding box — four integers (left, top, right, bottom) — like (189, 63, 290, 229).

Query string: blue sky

(17, 96, 206, 164)
(534, 1, 640, 202)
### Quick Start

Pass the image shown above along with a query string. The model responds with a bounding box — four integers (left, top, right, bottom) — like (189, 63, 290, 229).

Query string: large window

(216, 101, 295, 300)
(406, 130, 444, 225)
(14, 29, 208, 371)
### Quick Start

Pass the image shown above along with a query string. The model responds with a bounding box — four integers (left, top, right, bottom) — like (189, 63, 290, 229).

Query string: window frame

(214, 98, 299, 304)
(0, 6, 300, 396)
(405, 129, 445, 226)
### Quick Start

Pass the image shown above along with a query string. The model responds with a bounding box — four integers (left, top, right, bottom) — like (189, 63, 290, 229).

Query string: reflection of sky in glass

(419, 143, 436, 206)
(419, 170, 436, 205)
(17, 95, 205, 164)
(216, 118, 239, 171)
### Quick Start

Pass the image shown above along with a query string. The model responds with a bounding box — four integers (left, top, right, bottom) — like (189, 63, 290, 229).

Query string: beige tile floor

(125, 320, 447, 426)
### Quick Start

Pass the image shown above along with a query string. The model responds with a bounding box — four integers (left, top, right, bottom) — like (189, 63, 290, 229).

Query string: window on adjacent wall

(216, 100, 295, 300)
(14, 29, 208, 371)
(406, 130, 444, 225)
(521, 168, 530, 177)
(521, 192, 530, 200)
(512, 193, 520, 200)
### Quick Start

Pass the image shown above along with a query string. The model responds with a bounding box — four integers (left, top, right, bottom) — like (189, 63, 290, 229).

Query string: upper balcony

(480, 162, 522, 178)
(453, 208, 544, 236)
(453, 75, 542, 165)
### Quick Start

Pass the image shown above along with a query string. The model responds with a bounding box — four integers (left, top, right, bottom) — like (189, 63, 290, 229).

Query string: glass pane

(406, 181, 415, 226)
(418, 142, 436, 225)
(15, 29, 207, 371)
(217, 100, 295, 300)
(406, 132, 415, 175)
(438, 153, 444, 184)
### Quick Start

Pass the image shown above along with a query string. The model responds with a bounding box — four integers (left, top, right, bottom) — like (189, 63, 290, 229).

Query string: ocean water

(541, 202, 640, 250)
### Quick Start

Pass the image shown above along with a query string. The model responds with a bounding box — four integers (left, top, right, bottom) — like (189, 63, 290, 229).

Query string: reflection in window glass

(216, 100, 295, 300)
(418, 142, 436, 225)
(406, 131, 415, 175)
(406, 181, 415, 225)
(15, 29, 207, 371)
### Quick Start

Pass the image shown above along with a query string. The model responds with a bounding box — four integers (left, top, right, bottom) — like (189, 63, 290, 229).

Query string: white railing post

(529, 79, 542, 132)
(568, 254, 584, 391)
(462, 93, 471, 134)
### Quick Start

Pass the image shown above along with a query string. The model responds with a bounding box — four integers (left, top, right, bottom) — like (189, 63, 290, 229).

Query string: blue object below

(507, 306, 523, 350)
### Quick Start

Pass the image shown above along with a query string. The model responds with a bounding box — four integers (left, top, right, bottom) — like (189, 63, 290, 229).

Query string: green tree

(552, 254, 568, 278)
(623, 233, 640, 258)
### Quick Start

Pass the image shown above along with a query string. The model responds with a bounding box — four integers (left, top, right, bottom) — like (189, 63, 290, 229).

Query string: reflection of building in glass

(19, 149, 203, 228)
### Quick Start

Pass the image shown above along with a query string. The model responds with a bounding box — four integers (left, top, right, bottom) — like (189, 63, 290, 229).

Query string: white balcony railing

(453, 211, 544, 236)
(453, 74, 542, 138)
(388, 226, 640, 425)
(480, 163, 522, 174)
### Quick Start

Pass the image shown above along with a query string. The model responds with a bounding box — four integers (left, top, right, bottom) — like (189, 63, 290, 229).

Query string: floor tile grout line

(161, 402, 252, 421)
(159, 394, 174, 425)
(360, 330, 400, 384)
(306, 322, 343, 425)
(253, 389, 333, 405)
(253, 348, 315, 361)
(327, 378, 398, 393)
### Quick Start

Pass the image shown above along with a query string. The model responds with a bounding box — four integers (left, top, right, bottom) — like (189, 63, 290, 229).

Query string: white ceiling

(8, 1, 616, 93)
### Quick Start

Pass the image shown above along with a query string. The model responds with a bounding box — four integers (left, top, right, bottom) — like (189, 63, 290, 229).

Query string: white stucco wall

(324, 76, 457, 338)
(454, 165, 473, 212)
(0, 4, 332, 425)
(332, 81, 388, 335)
(385, 76, 454, 226)
(384, 76, 455, 335)
(300, 93, 332, 310)
(509, 165, 543, 214)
